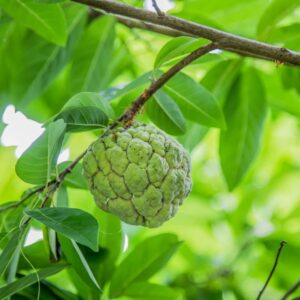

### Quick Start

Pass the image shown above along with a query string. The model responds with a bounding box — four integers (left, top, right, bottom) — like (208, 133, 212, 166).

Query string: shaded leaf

(0, 0, 67, 45)
(70, 16, 115, 92)
(124, 282, 183, 300)
(164, 72, 226, 128)
(109, 233, 181, 297)
(58, 235, 101, 290)
(220, 68, 267, 190)
(146, 90, 186, 135)
(16, 119, 66, 185)
(0, 263, 68, 299)
(25, 207, 99, 251)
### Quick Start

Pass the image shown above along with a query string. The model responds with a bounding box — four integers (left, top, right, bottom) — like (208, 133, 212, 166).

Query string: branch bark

(72, 0, 300, 66)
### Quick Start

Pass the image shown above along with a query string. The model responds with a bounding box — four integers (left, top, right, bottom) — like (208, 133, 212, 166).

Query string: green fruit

(83, 122, 192, 227)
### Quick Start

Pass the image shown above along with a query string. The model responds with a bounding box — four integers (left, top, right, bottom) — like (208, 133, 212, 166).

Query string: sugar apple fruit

(83, 122, 192, 227)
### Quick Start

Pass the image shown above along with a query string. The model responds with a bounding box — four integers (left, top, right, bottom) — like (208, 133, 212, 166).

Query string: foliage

(0, 0, 300, 299)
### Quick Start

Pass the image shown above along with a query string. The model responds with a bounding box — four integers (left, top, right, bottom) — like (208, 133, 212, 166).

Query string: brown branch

(71, 0, 300, 66)
(110, 42, 217, 129)
(257, 241, 287, 300)
(281, 280, 300, 300)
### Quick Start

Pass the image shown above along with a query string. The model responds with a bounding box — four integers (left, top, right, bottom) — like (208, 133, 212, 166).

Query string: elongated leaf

(164, 72, 226, 128)
(201, 59, 242, 104)
(9, 5, 86, 106)
(60, 92, 114, 118)
(109, 233, 181, 297)
(124, 282, 182, 300)
(0, 0, 67, 45)
(54, 106, 108, 132)
(25, 207, 99, 251)
(220, 68, 267, 190)
(70, 16, 115, 92)
(0, 228, 25, 276)
(16, 119, 66, 185)
(58, 235, 101, 290)
(0, 264, 68, 299)
(154, 36, 207, 69)
(146, 90, 186, 135)
(93, 209, 123, 286)
(56, 161, 87, 190)
(257, 0, 300, 40)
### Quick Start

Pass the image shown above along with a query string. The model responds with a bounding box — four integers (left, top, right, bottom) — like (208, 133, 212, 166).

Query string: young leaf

(123, 282, 183, 300)
(257, 0, 300, 41)
(70, 16, 115, 93)
(25, 207, 99, 251)
(16, 119, 66, 185)
(220, 68, 267, 190)
(0, 263, 68, 299)
(58, 235, 101, 290)
(9, 5, 86, 107)
(56, 161, 87, 190)
(54, 106, 108, 132)
(164, 72, 226, 128)
(109, 233, 181, 297)
(59, 92, 114, 119)
(154, 36, 207, 69)
(146, 90, 187, 135)
(0, 0, 67, 45)
(56, 185, 69, 207)
(0, 228, 25, 276)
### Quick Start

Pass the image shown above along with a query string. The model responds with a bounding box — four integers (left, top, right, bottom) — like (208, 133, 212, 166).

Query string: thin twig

(257, 241, 287, 300)
(71, 0, 300, 66)
(151, 0, 164, 16)
(281, 280, 300, 300)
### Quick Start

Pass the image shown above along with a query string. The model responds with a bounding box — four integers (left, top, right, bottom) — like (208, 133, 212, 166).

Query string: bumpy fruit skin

(83, 122, 192, 227)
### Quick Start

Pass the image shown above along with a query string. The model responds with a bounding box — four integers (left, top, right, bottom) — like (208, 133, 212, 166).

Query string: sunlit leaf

(25, 207, 99, 251)
(16, 119, 66, 185)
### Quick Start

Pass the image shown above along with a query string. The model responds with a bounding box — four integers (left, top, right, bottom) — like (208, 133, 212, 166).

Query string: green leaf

(257, 0, 300, 41)
(0, 228, 25, 276)
(0, 263, 68, 299)
(58, 235, 101, 290)
(56, 185, 69, 207)
(109, 233, 181, 297)
(70, 16, 115, 92)
(60, 92, 114, 119)
(123, 282, 183, 300)
(0, 0, 67, 45)
(16, 119, 66, 185)
(146, 90, 186, 135)
(25, 207, 99, 251)
(93, 209, 123, 286)
(201, 59, 242, 104)
(154, 36, 207, 69)
(54, 106, 108, 132)
(8, 5, 86, 106)
(220, 68, 267, 190)
(164, 72, 226, 128)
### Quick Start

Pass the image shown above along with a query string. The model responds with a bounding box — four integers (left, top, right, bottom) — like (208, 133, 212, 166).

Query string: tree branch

(110, 42, 217, 129)
(72, 0, 300, 66)
(257, 241, 287, 300)
(281, 280, 300, 300)
(151, 0, 164, 16)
